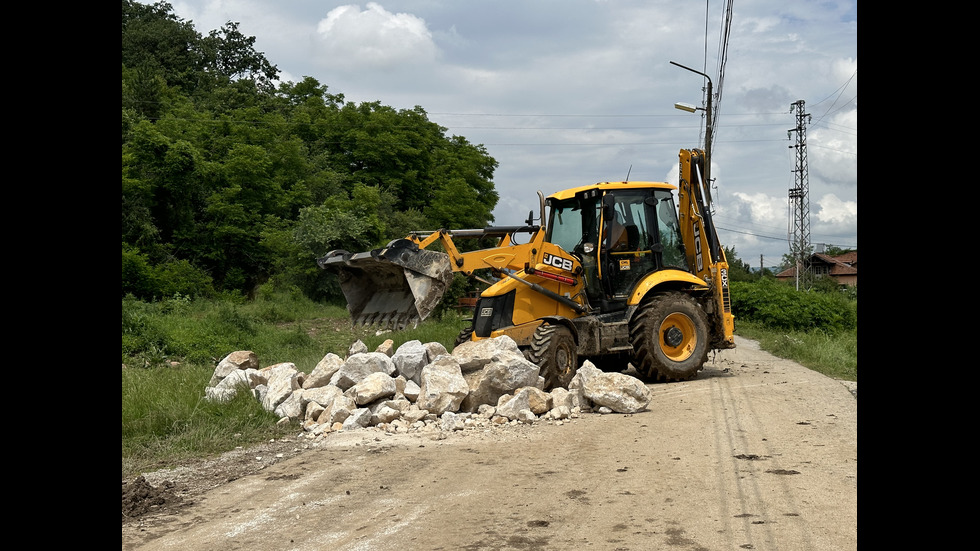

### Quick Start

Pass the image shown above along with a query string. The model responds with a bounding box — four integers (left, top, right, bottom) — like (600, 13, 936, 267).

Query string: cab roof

(546, 181, 676, 201)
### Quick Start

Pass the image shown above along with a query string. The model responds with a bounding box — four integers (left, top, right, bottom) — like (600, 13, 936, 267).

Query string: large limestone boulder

(349, 372, 398, 405)
(260, 363, 303, 412)
(574, 361, 652, 413)
(342, 408, 373, 430)
(348, 340, 369, 356)
(392, 340, 428, 384)
(495, 388, 537, 421)
(319, 394, 357, 425)
(302, 384, 345, 410)
(330, 352, 396, 390)
(303, 353, 344, 389)
(376, 339, 395, 356)
(208, 350, 259, 387)
(204, 368, 265, 403)
(452, 335, 522, 373)
(460, 349, 540, 412)
(423, 342, 449, 362)
(275, 389, 305, 419)
(417, 355, 469, 415)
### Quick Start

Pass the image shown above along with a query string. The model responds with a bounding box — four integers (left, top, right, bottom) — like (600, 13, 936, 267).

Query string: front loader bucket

(317, 239, 454, 330)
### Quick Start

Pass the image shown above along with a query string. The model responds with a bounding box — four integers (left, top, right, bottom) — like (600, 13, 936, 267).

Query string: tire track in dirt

(710, 371, 808, 550)
(704, 341, 856, 551)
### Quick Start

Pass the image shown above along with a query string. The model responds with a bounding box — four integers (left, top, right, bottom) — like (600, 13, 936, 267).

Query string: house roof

(813, 253, 857, 275)
(775, 251, 857, 278)
(831, 251, 857, 265)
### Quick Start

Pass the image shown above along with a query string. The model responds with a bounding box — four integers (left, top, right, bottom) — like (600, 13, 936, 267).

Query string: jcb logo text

(542, 253, 573, 272)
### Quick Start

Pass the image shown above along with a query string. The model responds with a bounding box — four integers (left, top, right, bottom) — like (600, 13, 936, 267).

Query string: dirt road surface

(122, 336, 857, 550)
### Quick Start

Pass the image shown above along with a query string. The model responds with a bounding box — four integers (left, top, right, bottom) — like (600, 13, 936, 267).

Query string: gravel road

(122, 335, 857, 550)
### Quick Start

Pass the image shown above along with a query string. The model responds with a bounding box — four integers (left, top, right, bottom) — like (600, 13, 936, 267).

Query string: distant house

(775, 251, 857, 287)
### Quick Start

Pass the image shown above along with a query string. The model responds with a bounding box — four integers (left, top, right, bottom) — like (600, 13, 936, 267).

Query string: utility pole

(670, 61, 714, 193)
(787, 100, 812, 291)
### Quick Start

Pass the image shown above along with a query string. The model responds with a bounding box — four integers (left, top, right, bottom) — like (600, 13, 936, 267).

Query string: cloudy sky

(159, 0, 857, 270)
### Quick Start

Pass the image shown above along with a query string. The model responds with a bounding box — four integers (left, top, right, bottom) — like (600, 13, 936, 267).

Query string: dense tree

(122, 0, 203, 95)
(724, 246, 765, 282)
(823, 245, 855, 256)
(121, 2, 499, 301)
(199, 21, 280, 91)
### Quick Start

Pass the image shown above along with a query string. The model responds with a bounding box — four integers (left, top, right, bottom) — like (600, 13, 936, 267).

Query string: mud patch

(266, 473, 301, 481)
(733, 454, 768, 461)
(122, 476, 187, 522)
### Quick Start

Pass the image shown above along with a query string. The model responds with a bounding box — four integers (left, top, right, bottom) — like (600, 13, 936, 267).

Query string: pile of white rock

(204, 335, 652, 439)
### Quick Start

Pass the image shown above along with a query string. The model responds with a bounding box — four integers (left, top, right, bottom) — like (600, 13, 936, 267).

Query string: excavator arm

(677, 148, 735, 348)
(317, 223, 584, 329)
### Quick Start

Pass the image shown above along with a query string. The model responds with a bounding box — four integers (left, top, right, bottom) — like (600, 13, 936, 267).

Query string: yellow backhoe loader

(318, 148, 734, 389)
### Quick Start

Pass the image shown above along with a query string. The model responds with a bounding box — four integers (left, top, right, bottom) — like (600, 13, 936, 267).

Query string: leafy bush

(121, 295, 172, 365)
(122, 246, 216, 300)
(730, 279, 856, 333)
(155, 259, 215, 298)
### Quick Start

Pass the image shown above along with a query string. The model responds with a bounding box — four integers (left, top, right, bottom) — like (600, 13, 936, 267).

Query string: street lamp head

(674, 102, 699, 113)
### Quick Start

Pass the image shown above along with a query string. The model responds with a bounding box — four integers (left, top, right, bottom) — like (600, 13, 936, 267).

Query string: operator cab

(545, 184, 687, 312)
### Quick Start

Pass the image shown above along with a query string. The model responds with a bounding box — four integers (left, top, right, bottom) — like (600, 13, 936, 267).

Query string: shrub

(121, 246, 216, 300)
(155, 259, 215, 298)
(730, 279, 856, 333)
(121, 246, 156, 298)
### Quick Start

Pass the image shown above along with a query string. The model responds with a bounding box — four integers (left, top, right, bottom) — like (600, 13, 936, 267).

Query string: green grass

(121, 364, 290, 477)
(734, 320, 857, 382)
(121, 292, 472, 478)
(122, 291, 855, 479)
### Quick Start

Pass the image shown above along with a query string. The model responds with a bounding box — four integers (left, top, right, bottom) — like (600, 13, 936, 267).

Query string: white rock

(417, 355, 469, 415)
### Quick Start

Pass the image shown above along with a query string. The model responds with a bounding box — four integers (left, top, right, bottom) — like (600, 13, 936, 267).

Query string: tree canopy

(122, 1, 499, 301)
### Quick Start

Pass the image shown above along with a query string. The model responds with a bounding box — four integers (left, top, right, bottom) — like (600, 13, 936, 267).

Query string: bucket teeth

(355, 312, 418, 332)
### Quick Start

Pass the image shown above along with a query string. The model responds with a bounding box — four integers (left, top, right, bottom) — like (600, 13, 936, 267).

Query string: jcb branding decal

(480, 307, 493, 317)
(693, 224, 703, 272)
(542, 253, 574, 272)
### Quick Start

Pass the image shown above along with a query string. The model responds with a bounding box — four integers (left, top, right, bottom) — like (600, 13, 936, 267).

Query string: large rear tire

(630, 292, 709, 382)
(526, 324, 578, 390)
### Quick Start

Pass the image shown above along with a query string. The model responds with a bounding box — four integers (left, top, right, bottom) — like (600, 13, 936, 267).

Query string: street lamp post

(670, 60, 714, 195)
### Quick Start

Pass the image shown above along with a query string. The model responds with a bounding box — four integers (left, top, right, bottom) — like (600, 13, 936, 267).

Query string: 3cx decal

(542, 253, 574, 272)
(692, 224, 703, 272)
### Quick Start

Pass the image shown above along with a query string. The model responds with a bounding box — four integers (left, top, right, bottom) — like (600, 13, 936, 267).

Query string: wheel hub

(663, 326, 684, 348)
(556, 349, 570, 373)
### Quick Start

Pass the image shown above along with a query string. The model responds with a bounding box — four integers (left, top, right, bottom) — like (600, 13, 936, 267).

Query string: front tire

(526, 323, 578, 390)
(630, 292, 709, 382)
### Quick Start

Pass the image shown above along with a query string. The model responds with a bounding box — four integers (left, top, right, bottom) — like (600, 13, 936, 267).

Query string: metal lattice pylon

(788, 100, 812, 290)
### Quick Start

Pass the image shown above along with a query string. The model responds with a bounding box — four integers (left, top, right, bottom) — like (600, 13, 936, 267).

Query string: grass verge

(734, 320, 857, 382)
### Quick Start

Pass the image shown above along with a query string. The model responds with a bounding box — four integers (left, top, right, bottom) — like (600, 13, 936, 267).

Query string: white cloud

(811, 194, 857, 248)
(814, 194, 857, 225)
(314, 3, 438, 70)
(729, 192, 788, 225)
